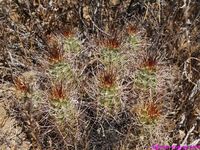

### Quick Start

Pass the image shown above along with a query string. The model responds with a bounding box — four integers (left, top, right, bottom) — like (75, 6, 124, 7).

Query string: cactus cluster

(1, 1, 199, 149)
